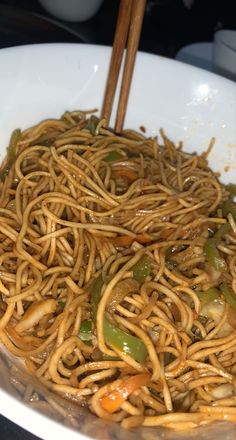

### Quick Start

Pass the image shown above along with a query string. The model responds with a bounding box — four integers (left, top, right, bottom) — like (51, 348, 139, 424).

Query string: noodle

(0, 110, 236, 431)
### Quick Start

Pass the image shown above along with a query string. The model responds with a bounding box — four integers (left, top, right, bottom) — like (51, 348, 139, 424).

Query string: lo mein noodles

(0, 110, 236, 430)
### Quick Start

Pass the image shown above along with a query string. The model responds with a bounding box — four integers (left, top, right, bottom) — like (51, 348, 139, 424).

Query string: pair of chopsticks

(101, 0, 146, 133)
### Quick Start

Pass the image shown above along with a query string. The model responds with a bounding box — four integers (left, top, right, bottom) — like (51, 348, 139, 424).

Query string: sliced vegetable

(15, 299, 57, 333)
(204, 224, 230, 272)
(85, 115, 100, 135)
(58, 300, 65, 309)
(226, 183, 236, 198)
(220, 283, 236, 311)
(204, 240, 226, 272)
(200, 300, 224, 326)
(109, 233, 152, 248)
(132, 255, 151, 284)
(0, 128, 21, 181)
(197, 287, 220, 302)
(90, 276, 147, 362)
(100, 373, 151, 414)
(210, 383, 234, 399)
(103, 318, 147, 362)
(213, 223, 231, 241)
(109, 235, 136, 247)
(112, 167, 138, 182)
(222, 200, 236, 221)
(79, 320, 93, 343)
(204, 263, 221, 285)
(200, 299, 233, 337)
(104, 151, 124, 162)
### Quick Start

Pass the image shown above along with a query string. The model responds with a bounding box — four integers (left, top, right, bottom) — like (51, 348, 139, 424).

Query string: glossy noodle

(0, 110, 236, 431)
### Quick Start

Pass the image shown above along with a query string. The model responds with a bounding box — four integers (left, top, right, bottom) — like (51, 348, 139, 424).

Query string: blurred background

(0, 0, 235, 439)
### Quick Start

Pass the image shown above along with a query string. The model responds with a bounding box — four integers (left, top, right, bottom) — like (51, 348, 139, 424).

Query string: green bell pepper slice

(204, 224, 230, 272)
(103, 318, 147, 362)
(222, 200, 236, 221)
(58, 300, 65, 309)
(213, 223, 231, 242)
(104, 151, 124, 162)
(132, 255, 151, 284)
(0, 128, 21, 181)
(78, 320, 93, 343)
(226, 183, 236, 198)
(220, 283, 236, 311)
(91, 274, 147, 362)
(197, 287, 220, 302)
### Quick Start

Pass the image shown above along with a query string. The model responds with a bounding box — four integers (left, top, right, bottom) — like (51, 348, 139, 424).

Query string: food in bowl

(0, 109, 235, 431)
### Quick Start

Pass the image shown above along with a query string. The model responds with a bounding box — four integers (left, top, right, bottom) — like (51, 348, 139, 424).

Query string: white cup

(39, 0, 104, 22)
(213, 30, 236, 81)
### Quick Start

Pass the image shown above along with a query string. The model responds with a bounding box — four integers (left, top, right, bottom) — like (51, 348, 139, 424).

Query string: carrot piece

(158, 229, 174, 240)
(101, 373, 151, 414)
(134, 234, 153, 244)
(112, 167, 138, 181)
(109, 235, 134, 246)
(110, 233, 152, 247)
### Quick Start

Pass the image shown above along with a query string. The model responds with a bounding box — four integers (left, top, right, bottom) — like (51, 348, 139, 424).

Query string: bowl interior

(0, 43, 236, 440)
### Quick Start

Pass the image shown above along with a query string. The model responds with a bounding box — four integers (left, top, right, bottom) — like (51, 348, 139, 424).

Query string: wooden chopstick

(115, 0, 146, 133)
(101, 0, 146, 133)
(101, 0, 133, 125)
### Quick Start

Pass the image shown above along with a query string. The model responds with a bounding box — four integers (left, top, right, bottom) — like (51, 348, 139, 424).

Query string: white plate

(0, 43, 236, 440)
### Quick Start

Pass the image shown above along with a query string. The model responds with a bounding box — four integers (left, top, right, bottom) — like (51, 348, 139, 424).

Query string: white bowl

(38, 0, 104, 22)
(175, 42, 213, 72)
(213, 30, 236, 81)
(0, 43, 236, 440)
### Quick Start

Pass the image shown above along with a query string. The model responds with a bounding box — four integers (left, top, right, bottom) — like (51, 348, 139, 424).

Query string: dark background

(0, 0, 235, 439)
(0, 0, 235, 55)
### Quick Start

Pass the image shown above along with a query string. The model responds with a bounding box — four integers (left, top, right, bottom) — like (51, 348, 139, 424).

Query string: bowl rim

(0, 41, 236, 85)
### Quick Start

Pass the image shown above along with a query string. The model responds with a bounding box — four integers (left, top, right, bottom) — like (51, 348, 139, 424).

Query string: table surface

(0, 0, 235, 438)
